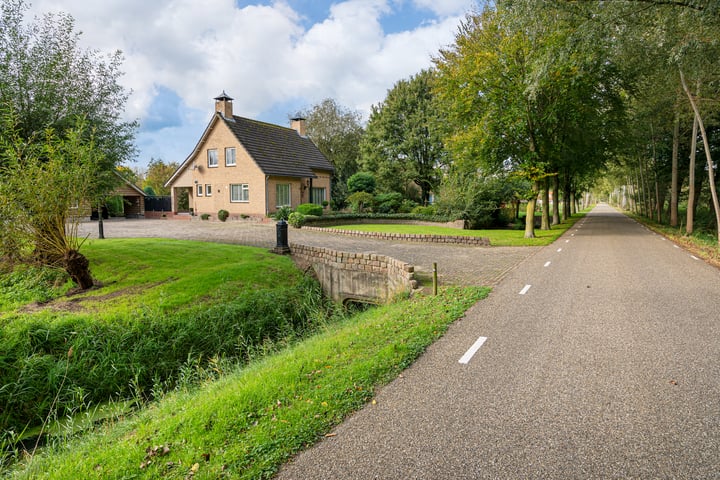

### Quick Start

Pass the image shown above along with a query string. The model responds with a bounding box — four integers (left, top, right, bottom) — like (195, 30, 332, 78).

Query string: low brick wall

(290, 243, 417, 304)
(301, 226, 490, 246)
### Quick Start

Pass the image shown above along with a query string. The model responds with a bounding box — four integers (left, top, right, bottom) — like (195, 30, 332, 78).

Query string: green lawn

(329, 214, 585, 246)
(0, 238, 302, 317)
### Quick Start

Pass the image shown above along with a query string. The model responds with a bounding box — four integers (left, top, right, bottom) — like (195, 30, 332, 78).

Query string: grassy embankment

(2, 238, 488, 478)
(1, 239, 331, 455)
(329, 211, 587, 246)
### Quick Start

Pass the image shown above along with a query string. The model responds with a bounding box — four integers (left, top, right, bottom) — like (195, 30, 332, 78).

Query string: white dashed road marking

(519, 285, 532, 295)
(459, 336, 488, 365)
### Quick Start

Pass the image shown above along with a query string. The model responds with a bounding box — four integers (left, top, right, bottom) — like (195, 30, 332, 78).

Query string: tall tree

(434, 2, 625, 237)
(142, 158, 178, 196)
(0, 0, 137, 176)
(298, 98, 363, 209)
(359, 69, 445, 205)
(0, 113, 105, 289)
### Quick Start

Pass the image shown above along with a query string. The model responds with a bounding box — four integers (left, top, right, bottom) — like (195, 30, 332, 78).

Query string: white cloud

(411, 0, 476, 17)
(25, 0, 472, 165)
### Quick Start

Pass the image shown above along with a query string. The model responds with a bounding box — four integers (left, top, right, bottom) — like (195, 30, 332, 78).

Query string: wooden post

(433, 262, 438, 295)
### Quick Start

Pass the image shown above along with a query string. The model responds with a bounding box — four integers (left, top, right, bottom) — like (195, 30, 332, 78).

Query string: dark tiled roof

(222, 114, 334, 178)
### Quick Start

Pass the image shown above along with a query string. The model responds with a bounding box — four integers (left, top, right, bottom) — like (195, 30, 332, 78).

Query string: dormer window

(208, 149, 218, 167)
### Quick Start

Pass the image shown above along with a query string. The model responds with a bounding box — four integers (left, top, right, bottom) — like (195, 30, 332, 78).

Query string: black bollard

(273, 219, 290, 254)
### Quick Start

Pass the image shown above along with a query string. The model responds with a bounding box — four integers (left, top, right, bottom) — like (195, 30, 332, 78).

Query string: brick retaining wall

(301, 226, 490, 246)
(290, 243, 417, 303)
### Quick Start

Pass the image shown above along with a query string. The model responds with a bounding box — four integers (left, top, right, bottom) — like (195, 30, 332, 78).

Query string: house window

(208, 149, 218, 167)
(311, 187, 326, 205)
(205, 184, 212, 196)
(225, 147, 236, 166)
(276, 184, 291, 207)
(196, 183, 203, 196)
(230, 183, 249, 202)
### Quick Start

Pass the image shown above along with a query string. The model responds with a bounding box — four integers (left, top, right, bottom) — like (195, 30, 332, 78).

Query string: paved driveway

(78, 218, 539, 287)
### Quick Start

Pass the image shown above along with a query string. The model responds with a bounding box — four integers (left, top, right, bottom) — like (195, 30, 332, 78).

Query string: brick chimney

(290, 117, 307, 137)
(214, 91, 233, 118)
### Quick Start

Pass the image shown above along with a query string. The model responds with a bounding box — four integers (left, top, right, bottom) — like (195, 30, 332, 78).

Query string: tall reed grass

(0, 249, 340, 443)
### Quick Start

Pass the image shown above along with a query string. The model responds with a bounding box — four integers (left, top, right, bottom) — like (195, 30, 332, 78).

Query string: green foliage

(200, 213, 210, 220)
(217, 209, 229, 222)
(373, 192, 404, 214)
(412, 205, 438, 216)
(141, 158, 178, 196)
(347, 172, 376, 194)
(296, 203, 323, 216)
(0, 114, 106, 288)
(7, 287, 487, 479)
(329, 212, 585, 246)
(303, 212, 459, 225)
(105, 195, 124, 217)
(142, 186, 156, 196)
(359, 69, 445, 204)
(0, 265, 70, 310)
(346, 191, 375, 213)
(288, 211, 306, 228)
(436, 173, 527, 229)
(0, 240, 333, 436)
(299, 99, 364, 210)
(273, 206, 292, 221)
(0, 0, 136, 173)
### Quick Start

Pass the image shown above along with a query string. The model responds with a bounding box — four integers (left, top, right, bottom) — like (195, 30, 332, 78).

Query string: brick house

(164, 92, 333, 220)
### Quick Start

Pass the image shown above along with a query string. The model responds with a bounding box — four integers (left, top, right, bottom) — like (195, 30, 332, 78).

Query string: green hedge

(296, 203, 323, 216)
(304, 212, 460, 225)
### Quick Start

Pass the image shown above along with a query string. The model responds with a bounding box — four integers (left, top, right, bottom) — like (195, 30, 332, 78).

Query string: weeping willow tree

(0, 112, 108, 290)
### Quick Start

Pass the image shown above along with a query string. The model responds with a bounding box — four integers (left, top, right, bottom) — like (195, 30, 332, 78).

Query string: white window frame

(225, 147, 236, 166)
(207, 149, 218, 168)
(230, 183, 249, 203)
(196, 183, 203, 196)
(205, 184, 212, 196)
(276, 183, 291, 207)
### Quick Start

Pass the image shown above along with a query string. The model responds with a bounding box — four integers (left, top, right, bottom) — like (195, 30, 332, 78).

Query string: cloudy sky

(27, 0, 478, 171)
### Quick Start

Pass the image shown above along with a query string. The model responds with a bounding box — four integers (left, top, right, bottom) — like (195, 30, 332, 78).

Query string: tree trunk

(541, 178, 551, 230)
(686, 111, 699, 234)
(552, 175, 560, 225)
(679, 69, 720, 243)
(64, 249, 94, 290)
(525, 182, 538, 238)
(670, 107, 680, 227)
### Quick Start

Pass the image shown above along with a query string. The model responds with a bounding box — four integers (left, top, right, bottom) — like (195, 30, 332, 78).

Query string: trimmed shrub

(346, 192, 375, 213)
(412, 205, 437, 216)
(200, 213, 210, 220)
(288, 212, 306, 228)
(218, 209, 229, 222)
(273, 206, 292, 221)
(347, 172, 376, 194)
(296, 203, 323, 216)
(374, 192, 404, 214)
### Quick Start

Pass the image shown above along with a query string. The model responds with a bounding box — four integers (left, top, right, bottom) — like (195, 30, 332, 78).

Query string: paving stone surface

(78, 218, 540, 287)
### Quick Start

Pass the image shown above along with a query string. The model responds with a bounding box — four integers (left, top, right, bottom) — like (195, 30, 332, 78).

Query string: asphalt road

(276, 204, 720, 479)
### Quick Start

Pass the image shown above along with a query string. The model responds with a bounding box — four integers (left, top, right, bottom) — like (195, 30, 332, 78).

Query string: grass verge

(328, 213, 586, 246)
(627, 213, 720, 267)
(0, 239, 333, 437)
(9, 286, 488, 479)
